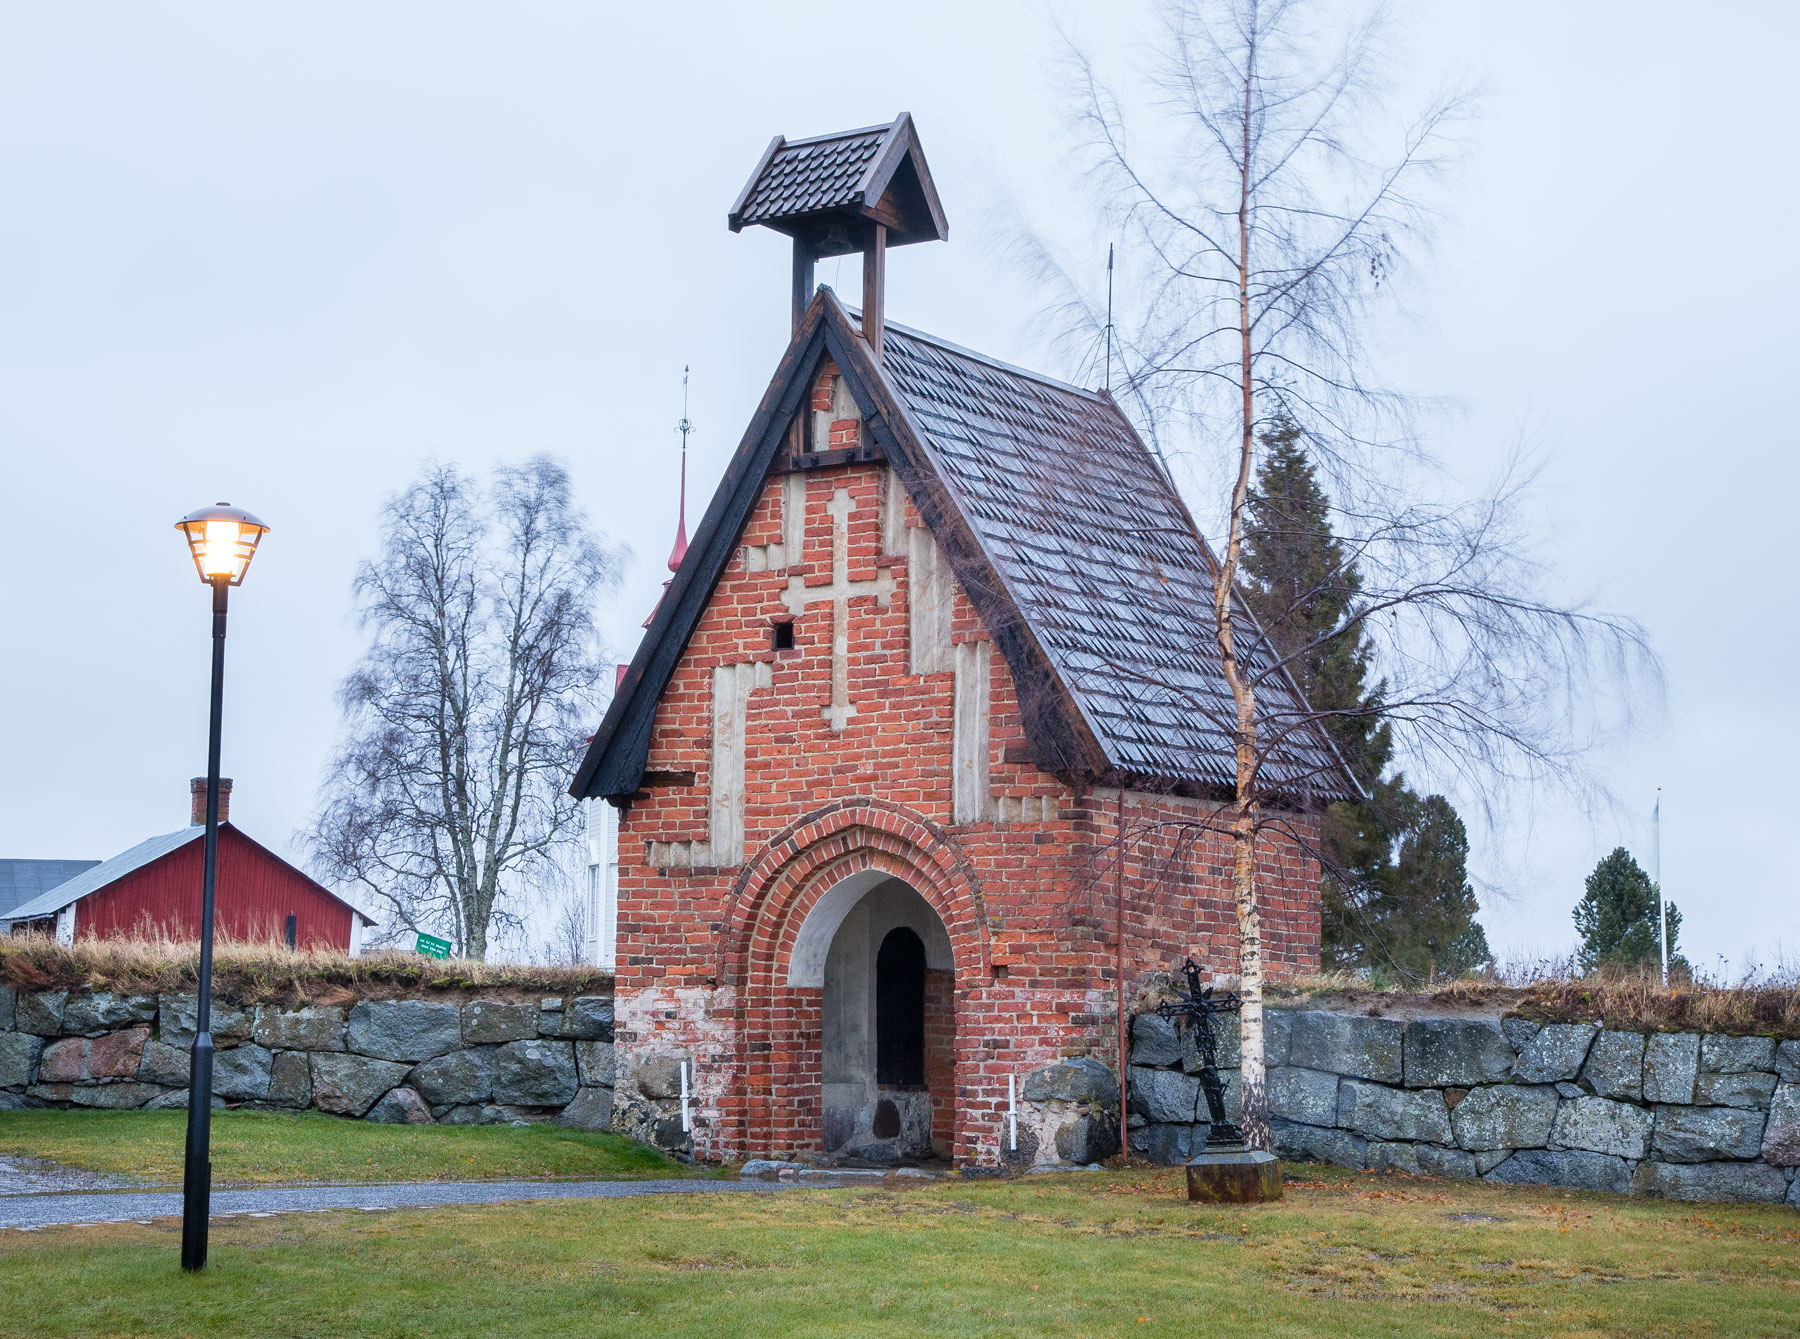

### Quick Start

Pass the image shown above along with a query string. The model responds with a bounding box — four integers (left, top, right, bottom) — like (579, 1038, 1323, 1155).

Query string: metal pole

(1115, 787, 1128, 1165)
(1654, 789, 1666, 988)
(181, 575, 228, 1271)
(1104, 242, 1115, 393)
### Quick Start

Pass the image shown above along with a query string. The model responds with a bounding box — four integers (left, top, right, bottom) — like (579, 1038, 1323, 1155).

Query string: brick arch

(715, 799, 991, 1157)
(716, 798, 992, 986)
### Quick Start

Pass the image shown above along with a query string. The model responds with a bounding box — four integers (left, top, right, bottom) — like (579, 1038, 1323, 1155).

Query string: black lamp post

(172, 503, 268, 1273)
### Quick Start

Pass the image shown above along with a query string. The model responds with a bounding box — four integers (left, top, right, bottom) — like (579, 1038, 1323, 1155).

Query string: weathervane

(642, 366, 695, 631)
(668, 366, 692, 575)
(1104, 242, 1115, 393)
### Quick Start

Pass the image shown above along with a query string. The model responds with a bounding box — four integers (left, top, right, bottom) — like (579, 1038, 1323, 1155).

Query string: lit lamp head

(174, 503, 269, 586)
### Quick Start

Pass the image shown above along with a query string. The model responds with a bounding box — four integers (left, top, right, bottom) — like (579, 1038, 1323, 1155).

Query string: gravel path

(0, 1156, 146, 1197)
(0, 1176, 780, 1231)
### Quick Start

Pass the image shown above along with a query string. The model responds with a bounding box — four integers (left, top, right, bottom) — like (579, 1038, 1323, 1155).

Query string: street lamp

(171, 502, 268, 1272)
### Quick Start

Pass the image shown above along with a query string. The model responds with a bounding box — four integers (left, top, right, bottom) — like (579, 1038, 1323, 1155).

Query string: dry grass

(0, 937, 611, 1008)
(1511, 968, 1800, 1039)
(1267, 964, 1800, 1039)
(8, 941, 1797, 1038)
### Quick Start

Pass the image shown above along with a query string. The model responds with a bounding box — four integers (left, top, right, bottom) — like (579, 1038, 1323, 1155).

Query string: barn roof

(0, 859, 101, 919)
(572, 289, 1358, 807)
(2, 825, 374, 925)
(4, 828, 198, 921)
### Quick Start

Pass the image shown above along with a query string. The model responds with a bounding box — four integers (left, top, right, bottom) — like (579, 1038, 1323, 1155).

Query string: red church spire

(668, 366, 691, 573)
(644, 367, 694, 629)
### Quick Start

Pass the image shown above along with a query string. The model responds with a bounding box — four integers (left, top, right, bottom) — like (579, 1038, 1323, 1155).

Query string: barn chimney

(190, 777, 232, 826)
(727, 113, 948, 360)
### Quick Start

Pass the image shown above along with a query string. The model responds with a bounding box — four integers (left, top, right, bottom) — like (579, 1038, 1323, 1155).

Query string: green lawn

(1, 1166, 1796, 1337)
(0, 1109, 692, 1185)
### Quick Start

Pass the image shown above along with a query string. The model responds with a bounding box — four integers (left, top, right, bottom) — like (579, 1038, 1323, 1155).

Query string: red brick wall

(611, 432, 1321, 1164)
(922, 966, 955, 1155)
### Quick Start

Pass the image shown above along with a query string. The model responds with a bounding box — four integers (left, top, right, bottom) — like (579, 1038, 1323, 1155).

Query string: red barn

(3, 780, 373, 952)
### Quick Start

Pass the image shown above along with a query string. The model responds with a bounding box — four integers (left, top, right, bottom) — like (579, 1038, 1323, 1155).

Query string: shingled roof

(728, 114, 947, 250)
(733, 127, 887, 227)
(878, 325, 1351, 797)
(572, 290, 1356, 806)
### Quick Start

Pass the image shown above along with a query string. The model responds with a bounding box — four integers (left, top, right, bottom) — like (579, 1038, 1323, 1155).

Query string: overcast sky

(1, 3, 1792, 971)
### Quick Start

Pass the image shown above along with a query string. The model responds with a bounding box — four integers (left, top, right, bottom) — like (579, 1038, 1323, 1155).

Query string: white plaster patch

(615, 984, 739, 1161)
(907, 525, 956, 675)
(709, 660, 773, 865)
(646, 839, 714, 869)
(992, 794, 1060, 824)
(880, 468, 908, 557)
(952, 639, 993, 823)
(811, 372, 861, 452)
(745, 473, 808, 572)
(782, 486, 894, 731)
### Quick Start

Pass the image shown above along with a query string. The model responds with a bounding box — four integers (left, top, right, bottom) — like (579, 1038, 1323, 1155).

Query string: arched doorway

(791, 874, 954, 1163)
(876, 927, 925, 1087)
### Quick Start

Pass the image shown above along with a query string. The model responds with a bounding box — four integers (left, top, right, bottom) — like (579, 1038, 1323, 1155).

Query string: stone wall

(1126, 1006, 1800, 1208)
(0, 984, 618, 1134)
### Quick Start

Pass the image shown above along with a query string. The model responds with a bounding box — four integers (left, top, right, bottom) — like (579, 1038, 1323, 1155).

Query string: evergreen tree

(1574, 847, 1683, 973)
(1242, 418, 1491, 978)
(1241, 418, 1390, 783)
(1381, 792, 1491, 978)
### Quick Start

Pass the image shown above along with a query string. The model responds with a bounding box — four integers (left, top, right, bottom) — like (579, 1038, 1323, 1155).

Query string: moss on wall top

(0, 939, 611, 1008)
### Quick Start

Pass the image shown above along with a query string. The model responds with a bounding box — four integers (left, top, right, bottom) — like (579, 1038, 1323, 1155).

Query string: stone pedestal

(1186, 1149, 1282, 1204)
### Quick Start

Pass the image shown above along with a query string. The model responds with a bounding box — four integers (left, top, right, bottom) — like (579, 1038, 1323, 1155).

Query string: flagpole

(1654, 789, 1666, 987)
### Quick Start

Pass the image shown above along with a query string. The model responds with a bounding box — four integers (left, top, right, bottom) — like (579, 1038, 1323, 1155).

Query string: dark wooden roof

(571, 291, 1356, 807)
(728, 114, 948, 250)
(879, 324, 1350, 799)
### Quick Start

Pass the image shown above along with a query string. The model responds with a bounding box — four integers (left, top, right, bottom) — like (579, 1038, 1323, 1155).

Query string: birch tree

(1042, 0, 1658, 1150)
(307, 457, 619, 959)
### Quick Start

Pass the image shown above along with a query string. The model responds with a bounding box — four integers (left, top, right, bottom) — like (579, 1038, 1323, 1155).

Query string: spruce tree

(1241, 418, 1490, 978)
(1241, 417, 1390, 783)
(1574, 847, 1682, 973)
(1381, 792, 1491, 978)
(1242, 418, 1387, 968)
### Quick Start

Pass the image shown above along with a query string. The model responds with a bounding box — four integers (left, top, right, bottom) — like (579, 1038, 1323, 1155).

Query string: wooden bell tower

(728, 113, 949, 360)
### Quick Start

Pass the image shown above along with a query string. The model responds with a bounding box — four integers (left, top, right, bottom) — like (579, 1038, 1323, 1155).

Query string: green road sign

(415, 933, 451, 959)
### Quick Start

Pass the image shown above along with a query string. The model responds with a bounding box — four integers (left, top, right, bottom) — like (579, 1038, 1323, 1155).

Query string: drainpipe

(1116, 786, 1129, 1164)
(1006, 1073, 1017, 1152)
(680, 1060, 692, 1133)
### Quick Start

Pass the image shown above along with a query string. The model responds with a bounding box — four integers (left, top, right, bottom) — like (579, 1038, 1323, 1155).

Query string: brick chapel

(572, 116, 1351, 1169)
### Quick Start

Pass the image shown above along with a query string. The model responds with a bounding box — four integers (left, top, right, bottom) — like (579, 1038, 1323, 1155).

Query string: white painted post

(1007, 1073, 1017, 1151)
(1654, 789, 1667, 988)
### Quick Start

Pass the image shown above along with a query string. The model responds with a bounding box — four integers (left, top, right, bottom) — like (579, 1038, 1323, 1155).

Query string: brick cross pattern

(782, 486, 894, 730)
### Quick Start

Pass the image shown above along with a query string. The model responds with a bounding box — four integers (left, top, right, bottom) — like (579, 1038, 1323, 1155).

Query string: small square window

(772, 620, 795, 651)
